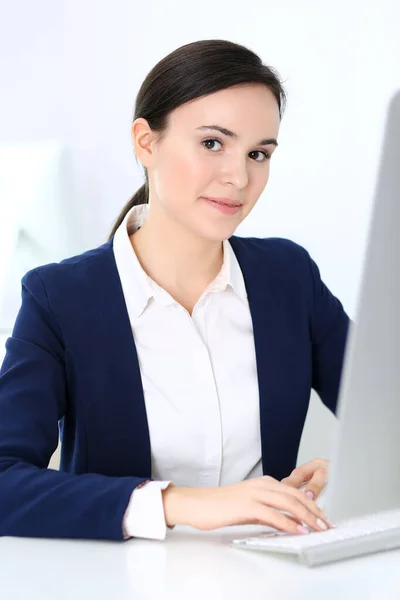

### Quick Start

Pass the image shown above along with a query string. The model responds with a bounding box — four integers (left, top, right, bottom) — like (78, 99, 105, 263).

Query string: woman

(0, 39, 349, 541)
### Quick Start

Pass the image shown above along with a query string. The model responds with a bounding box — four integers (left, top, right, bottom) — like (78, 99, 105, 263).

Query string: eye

(201, 138, 271, 162)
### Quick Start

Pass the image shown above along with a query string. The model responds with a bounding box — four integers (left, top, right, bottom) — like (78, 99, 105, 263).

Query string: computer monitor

(325, 90, 400, 522)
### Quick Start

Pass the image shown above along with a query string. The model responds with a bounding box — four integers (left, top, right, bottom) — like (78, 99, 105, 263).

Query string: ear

(131, 118, 157, 168)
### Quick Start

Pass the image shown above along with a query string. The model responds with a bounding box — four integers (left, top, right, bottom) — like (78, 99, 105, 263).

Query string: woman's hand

(162, 475, 332, 535)
(280, 458, 329, 500)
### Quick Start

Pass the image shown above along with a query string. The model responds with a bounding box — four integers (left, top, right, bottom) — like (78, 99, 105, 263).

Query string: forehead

(169, 84, 281, 136)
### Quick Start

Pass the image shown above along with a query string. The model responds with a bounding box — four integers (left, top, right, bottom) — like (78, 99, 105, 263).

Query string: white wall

(0, 0, 399, 469)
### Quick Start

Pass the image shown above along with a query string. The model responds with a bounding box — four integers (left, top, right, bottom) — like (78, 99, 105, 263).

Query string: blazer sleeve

(0, 268, 149, 541)
(305, 250, 353, 414)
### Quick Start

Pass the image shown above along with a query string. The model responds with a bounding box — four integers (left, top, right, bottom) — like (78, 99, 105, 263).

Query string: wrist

(162, 485, 217, 529)
(162, 483, 183, 527)
(162, 484, 202, 528)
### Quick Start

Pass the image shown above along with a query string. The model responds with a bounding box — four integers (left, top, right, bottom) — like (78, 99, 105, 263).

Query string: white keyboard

(231, 508, 400, 566)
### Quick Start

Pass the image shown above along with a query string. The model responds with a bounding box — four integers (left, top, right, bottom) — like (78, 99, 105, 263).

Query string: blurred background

(0, 0, 398, 469)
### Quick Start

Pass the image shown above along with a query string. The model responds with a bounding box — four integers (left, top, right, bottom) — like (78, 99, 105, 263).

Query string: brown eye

(202, 139, 222, 151)
(202, 139, 270, 162)
(250, 150, 271, 161)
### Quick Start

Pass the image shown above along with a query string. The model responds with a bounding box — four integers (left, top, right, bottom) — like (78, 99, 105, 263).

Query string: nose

(219, 155, 249, 190)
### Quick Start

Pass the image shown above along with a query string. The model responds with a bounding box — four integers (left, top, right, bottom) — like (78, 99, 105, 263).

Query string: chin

(197, 224, 239, 243)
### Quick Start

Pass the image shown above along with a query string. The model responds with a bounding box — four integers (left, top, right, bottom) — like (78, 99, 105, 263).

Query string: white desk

(1, 525, 399, 600)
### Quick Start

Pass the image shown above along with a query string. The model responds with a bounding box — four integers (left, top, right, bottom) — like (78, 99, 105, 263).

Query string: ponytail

(108, 182, 149, 241)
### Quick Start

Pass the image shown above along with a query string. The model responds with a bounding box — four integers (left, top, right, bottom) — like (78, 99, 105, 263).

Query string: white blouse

(112, 204, 262, 539)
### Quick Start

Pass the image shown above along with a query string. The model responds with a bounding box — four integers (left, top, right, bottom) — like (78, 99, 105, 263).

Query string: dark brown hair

(107, 39, 287, 241)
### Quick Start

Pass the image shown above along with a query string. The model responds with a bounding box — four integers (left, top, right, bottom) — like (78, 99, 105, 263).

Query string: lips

(202, 197, 242, 207)
(202, 197, 242, 216)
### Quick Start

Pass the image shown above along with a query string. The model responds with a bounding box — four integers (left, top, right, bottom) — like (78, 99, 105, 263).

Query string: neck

(129, 204, 224, 293)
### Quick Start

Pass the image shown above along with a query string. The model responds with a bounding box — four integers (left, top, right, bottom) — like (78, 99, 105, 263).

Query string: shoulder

(230, 234, 309, 254)
(229, 234, 313, 275)
(20, 240, 115, 310)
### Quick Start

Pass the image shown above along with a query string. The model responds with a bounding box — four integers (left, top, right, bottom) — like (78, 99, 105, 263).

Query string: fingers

(260, 476, 327, 521)
(304, 468, 327, 500)
(257, 490, 331, 533)
(280, 465, 314, 488)
(280, 458, 328, 489)
(253, 506, 315, 536)
(281, 472, 309, 488)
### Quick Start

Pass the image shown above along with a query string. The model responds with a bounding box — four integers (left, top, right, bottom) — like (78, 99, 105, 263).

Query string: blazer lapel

(229, 236, 310, 481)
(75, 240, 152, 478)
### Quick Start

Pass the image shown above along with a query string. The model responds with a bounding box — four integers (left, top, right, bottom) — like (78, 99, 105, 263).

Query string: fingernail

(327, 520, 337, 528)
(316, 518, 328, 531)
(297, 525, 309, 534)
(306, 491, 314, 500)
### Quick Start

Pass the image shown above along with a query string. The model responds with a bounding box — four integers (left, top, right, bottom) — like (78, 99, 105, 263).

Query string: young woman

(0, 39, 349, 542)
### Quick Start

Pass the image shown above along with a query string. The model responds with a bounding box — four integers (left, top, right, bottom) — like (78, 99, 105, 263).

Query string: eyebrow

(196, 125, 278, 147)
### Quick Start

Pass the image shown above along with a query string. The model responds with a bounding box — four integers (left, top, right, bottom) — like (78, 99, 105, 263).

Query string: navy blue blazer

(0, 235, 351, 541)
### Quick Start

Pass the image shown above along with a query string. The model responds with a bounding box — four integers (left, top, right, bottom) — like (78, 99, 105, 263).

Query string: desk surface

(1, 525, 399, 600)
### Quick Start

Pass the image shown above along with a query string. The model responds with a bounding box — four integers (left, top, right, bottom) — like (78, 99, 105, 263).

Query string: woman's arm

(0, 269, 148, 541)
(305, 251, 352, 414)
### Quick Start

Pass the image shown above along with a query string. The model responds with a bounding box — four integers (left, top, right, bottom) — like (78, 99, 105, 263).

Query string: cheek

(238, 169, 270, 219)
(153, 152, 185, 202)
(248, 166, 270, 200)
(257, 171, 270, 197)
(258, 162, 271, 189)
(157, 148, 209, 196)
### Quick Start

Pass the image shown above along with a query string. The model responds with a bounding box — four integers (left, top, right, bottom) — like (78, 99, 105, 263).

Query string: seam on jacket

(301, 246, 317, 344)
(33, 269, 66, 346)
